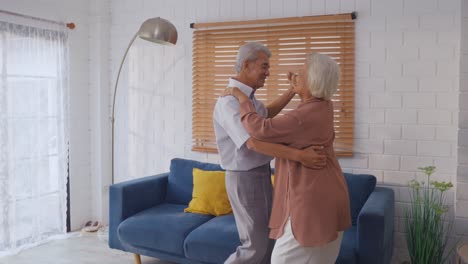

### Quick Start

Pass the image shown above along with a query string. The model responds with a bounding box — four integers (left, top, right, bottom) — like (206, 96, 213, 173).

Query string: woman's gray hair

(305, 53, 340, 100)
(235, 42, 271, 73)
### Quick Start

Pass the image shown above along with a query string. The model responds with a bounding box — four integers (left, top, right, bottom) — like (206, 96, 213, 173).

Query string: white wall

(107, 0, 467, 262)
(88, 0, 111, 229)
(0, 0, 94, 231)
(457, 0, 468, 246)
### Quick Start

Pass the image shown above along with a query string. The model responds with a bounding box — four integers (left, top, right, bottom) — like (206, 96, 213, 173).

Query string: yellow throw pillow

(184, 168, 232, 216)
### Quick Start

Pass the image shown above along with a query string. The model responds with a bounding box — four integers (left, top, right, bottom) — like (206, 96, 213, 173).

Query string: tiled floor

(0, 231, 174, 264)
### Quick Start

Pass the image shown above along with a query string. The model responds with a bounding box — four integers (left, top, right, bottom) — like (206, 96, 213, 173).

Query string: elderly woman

(225, 52, 351, 263)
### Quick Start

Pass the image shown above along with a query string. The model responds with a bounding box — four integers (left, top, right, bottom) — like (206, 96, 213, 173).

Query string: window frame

(191, 13, 356, 156)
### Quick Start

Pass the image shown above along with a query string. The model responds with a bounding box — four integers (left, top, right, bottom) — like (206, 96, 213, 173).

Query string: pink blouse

(239, 97, 351, 246)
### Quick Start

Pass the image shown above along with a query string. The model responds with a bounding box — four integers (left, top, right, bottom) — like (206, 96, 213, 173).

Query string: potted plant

(405, 166, 454, 264)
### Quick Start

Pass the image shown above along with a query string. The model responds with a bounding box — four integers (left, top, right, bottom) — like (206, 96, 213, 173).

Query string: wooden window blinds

(191, 13, 355, 156)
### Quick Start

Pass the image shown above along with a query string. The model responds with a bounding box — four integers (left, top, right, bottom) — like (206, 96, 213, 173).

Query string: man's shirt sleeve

(215, 97, 251, 149)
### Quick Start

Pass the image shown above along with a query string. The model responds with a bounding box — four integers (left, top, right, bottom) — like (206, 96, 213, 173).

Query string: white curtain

(0, 20, 69, 254)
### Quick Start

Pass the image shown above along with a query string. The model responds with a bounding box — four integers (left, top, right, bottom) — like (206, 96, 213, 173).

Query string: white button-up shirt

(213, 78, 273, 171)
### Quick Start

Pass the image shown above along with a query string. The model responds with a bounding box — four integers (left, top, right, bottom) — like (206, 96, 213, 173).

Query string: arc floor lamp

(111, 17, 178, 184)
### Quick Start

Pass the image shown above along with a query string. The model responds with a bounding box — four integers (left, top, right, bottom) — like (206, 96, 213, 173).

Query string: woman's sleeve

(239, 100, 301, 145)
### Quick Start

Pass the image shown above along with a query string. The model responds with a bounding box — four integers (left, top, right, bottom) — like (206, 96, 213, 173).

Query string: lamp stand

(111, 33, 138, 185)
(109, 17, 177, 185)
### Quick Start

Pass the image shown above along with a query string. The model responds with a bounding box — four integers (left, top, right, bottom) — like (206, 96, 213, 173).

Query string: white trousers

(271, 218, 343, 264)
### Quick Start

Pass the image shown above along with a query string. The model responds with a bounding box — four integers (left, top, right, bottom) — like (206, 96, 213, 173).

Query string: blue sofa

(109, 158, 395, 264)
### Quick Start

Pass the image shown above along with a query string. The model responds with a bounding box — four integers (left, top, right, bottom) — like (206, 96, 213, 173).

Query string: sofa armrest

(109, 173, 169, 250)
(356, 186, 395, 264)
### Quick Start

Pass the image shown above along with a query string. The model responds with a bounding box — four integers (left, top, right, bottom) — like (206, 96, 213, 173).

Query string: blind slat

(194, 22, 354, 35)
(194, 30, 355, 41)
(193, 34, 355, 46)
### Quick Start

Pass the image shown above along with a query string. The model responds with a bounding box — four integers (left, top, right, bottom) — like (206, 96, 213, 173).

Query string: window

(0, 21, 69, 252)
(191, 13, 355, 156)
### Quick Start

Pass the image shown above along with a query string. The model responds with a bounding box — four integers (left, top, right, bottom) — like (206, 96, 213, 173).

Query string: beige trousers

(271, 218, 343, 264)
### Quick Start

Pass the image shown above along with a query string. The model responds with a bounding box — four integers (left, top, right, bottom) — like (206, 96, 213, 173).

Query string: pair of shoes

(83, 221, 92, 228)
(81, 221, 100, 232)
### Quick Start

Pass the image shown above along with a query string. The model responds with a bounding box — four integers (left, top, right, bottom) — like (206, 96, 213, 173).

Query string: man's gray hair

(305, 53, 340, 100)
(235, 42, 271, 73)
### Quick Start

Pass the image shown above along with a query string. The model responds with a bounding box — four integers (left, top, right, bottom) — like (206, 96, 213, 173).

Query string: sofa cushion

(344, 173, 376, 225)
(336, 226, 357, 264)
(184, 169, 232, 216)
(118, 203, 213, 256)
(184, 214, 240, 263)
(166, 158, 223, 205)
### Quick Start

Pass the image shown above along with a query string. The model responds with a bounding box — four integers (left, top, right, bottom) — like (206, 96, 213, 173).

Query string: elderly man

(213, 42, 325, 264)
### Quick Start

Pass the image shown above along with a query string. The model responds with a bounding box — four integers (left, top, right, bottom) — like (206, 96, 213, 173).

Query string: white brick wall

(106, 0, 465, 263)
(372, 31, 403, 48)
(437, 93, 458, 109)
(386, 78, 418, 92)
(370, 94, 402, 108)
(386, 16, 418, 31)
(370, 124, 402, 139)
(402, 125, 435, 140)
(370, 62, 403, 78)
(404, 31, 437, 47)
(384, 140, 417, 155)
(417, 141, 452, 157)
(434, 157, 457, 173)
(419, 110, 453, 125)
(420, 77, 456, 91)
(404, 61, 437, 77)
(455, 0, 468, 252)
(400, 155, 434, 171)
(457, 0, 468, 245)
(354, 139, 384, 154)
(383, 171, 414, 185)
(369, 155, 401, 170)
(403, 93, 436, 109)
(355, 108, 385, 123)
(386, 110, 417, 124)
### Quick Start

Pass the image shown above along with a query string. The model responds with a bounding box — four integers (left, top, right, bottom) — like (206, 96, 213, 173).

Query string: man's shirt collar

(229, 78, 255, 99)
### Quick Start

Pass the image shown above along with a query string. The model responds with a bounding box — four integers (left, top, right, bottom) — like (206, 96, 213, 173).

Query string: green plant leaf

(405, 165, 455, 264)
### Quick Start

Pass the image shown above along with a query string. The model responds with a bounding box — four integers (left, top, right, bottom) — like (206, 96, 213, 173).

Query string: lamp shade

(137, 17, 178, 45)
